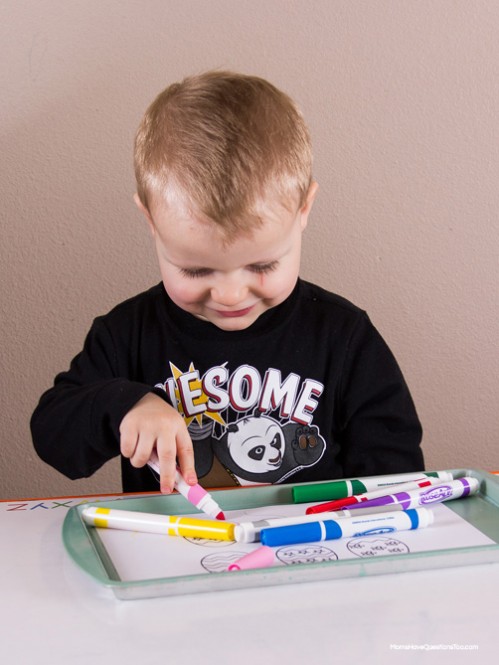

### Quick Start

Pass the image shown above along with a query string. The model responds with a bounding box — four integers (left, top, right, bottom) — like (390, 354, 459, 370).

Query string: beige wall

(1, 0, 498, 499)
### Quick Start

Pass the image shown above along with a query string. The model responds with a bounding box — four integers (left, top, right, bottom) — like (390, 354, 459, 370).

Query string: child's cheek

(174, 281, 207, 304)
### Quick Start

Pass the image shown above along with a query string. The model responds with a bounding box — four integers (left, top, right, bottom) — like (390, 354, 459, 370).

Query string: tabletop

(1, 492, 496, 663)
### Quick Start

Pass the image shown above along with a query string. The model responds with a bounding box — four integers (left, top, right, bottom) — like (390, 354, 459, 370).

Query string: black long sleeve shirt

(31, 279, 424, 492)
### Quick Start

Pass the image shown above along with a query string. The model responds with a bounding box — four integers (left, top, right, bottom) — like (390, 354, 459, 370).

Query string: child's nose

(211, 277, 248, 306)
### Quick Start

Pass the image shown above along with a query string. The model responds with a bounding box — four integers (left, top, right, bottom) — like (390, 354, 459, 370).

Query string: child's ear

(133, 193, 156, 236)
(299, 181, 319, 230)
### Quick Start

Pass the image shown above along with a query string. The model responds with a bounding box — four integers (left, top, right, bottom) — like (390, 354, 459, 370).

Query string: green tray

(63, 469, 499, 600)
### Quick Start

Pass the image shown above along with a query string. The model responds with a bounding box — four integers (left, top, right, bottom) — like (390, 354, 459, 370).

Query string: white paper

(94, 502, 495, 582)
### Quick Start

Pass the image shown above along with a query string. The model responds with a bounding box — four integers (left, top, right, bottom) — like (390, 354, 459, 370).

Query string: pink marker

(147, 452, 225, 520)
(228, 546, 275, 571)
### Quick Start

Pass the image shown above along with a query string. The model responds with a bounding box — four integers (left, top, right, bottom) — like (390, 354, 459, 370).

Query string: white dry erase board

(63, 469, 499, 600)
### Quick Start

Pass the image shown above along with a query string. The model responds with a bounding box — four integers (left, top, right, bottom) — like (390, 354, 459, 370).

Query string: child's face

(137, 184, 317, 331)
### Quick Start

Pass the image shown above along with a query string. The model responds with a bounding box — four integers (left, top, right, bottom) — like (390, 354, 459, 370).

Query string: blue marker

(260, 508, 433, 547)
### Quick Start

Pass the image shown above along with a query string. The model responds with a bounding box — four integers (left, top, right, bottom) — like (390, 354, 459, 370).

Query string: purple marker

(347, 477, 480, 510)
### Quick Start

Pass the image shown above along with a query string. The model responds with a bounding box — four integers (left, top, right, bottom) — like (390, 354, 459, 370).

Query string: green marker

(292, 470, 453, 503)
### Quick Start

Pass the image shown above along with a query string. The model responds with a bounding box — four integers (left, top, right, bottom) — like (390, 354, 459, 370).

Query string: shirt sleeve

(30, 317, 156, 480)
(336, 312, 424, 477)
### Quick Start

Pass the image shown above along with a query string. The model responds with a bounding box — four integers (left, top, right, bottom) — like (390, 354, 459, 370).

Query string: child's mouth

(216, 306, 254, 318)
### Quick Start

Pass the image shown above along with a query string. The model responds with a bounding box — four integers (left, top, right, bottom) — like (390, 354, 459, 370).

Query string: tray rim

(62, 468, 499, 600)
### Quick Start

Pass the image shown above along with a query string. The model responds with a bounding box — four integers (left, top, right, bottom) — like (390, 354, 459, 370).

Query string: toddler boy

(31, 71, 423, 494)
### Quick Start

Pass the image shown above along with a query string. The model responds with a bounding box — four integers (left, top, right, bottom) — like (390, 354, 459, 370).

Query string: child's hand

(119, 393, 197, 494)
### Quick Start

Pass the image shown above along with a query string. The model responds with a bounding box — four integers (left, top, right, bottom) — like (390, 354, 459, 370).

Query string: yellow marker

(81, 506, 235, 541)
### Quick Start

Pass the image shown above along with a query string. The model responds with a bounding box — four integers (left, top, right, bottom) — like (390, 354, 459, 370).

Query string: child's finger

(156, 442, 178, 494)
(119, 426, 139, 459)
(129, 436, 155, 468)
(176, 428, 197, 485)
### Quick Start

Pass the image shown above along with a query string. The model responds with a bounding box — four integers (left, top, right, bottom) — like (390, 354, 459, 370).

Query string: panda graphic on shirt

(155, 361, 326, 485)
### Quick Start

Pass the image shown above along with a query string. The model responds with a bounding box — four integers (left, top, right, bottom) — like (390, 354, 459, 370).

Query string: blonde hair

(134, 71, 312, 233)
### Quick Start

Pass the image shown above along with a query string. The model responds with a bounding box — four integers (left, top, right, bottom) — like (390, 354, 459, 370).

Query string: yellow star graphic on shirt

(169, 362, 226, 427)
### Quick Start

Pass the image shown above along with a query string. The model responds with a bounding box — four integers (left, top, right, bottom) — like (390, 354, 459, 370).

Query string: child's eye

(249, 261, 279, 274)
(179, 267, 212, 278)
